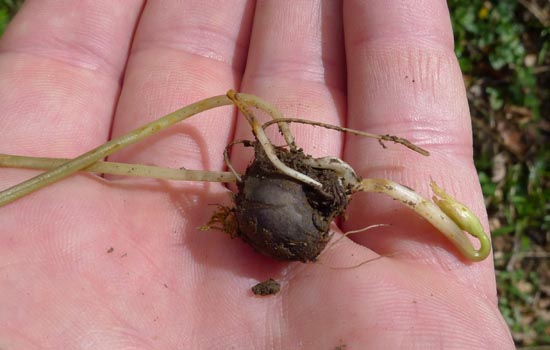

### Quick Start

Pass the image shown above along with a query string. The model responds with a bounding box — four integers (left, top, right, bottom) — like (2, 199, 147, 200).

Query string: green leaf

(491, 225, 516, 236)
(0, 8, 9, 37)
(486, 86, 504, 110)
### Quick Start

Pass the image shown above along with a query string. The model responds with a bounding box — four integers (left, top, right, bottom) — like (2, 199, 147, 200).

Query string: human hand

(0, 1, 514, 348)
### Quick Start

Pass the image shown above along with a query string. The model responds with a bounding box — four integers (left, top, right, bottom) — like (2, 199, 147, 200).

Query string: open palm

(0, 1, 513, 349)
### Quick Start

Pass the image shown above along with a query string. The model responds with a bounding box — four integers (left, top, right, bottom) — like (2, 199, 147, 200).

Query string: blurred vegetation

(1, 0, 549, 347)
(449, 0, 550, 346)
(0, 0, 21, 35)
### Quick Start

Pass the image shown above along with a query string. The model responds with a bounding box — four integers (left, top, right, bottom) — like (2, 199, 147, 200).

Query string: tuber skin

(234, 144, 350, 262)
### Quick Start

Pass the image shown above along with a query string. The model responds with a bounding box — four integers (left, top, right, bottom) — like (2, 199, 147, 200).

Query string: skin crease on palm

(0, 0, 515, 349)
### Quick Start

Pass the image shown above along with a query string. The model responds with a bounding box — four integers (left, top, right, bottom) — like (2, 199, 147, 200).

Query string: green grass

(1, 0, 550, 347)
(449, 0, 550, 346)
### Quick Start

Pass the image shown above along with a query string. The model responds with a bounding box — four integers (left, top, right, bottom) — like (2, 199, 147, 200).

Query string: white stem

(227, 90, 322, 188)
(237, 93, 296, 149)
(0, 154, 236, 182)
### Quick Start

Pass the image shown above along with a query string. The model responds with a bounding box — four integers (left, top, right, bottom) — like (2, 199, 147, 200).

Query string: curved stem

(0, 154, 236, 182)
(358, 178, 491, 261)
(237, 93, 296, 149)
(0, 95, 233, 207)
(223, 140, 250, 182)
(226, 90, 322, 188)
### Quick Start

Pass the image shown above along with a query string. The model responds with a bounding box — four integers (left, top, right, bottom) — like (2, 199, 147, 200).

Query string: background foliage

(0, 0, 21, 35)
(449, 0, 550, 346)
(1, 0, 549, 347)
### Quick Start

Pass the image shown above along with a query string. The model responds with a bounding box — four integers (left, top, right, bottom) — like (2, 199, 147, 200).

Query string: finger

(343, 1, 496, 294)
(0, 0, 143, 158)
(232, 0, 346, 172)
(107, 1, 254, 172)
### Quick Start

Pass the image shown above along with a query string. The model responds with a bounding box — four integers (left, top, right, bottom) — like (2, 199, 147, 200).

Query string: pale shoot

(358, 178, 491, 261)
(0, 154, 236, 182)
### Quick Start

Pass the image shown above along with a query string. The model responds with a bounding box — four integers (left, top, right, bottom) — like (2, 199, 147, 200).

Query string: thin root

(315, 224, 390, 262)
(327, 255, 386, 270)
(262, 118, 430, 156)
(223, 140, 254, 183)
(198, 205, 237, 236)
(327, 224, 391, 252)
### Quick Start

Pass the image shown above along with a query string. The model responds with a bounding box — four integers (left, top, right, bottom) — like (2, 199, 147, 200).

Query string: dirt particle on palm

(251, 278, 281, 296)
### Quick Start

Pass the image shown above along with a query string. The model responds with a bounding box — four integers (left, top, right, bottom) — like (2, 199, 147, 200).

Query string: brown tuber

(234, 144, 352, 262)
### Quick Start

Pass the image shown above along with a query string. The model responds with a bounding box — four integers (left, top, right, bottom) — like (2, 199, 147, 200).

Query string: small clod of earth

(252, 278, 281, 296)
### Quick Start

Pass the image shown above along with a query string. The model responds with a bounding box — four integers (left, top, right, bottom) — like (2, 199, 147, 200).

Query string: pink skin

(0, 0, 513, 349)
